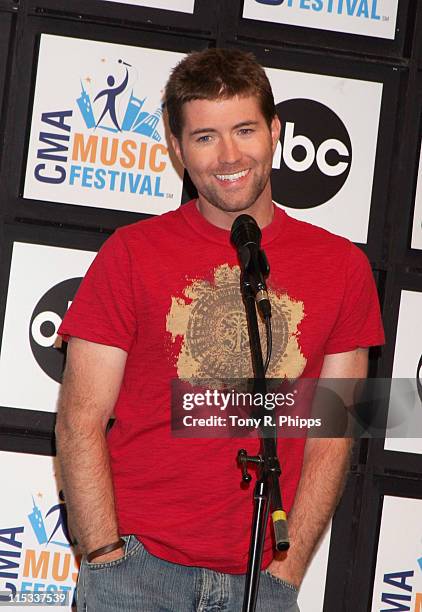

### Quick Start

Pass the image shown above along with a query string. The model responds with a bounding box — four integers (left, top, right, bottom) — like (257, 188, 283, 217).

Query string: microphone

(230, 215, 271, 319)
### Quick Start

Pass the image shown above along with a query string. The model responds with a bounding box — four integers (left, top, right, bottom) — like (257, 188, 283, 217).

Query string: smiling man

(56, 48, 384, 612)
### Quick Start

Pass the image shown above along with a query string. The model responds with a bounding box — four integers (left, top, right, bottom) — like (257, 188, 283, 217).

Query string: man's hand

(266, 348, 369, 589)
(266, 551, 301, 589)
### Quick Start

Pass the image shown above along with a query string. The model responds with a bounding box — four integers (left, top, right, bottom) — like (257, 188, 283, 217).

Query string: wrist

(86, 538, 125, 563)
(88, 545, 125, 564)
(266, 559, 303, 589)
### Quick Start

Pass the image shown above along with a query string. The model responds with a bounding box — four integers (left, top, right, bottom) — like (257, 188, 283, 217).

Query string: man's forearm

(56, 419, 120, 555)
(268, 350, 368, 586)
(268, 437, 352, 586)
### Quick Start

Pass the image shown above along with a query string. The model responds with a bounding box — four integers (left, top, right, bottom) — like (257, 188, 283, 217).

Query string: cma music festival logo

(379, 556, 422, 610)
(32, 56, 169, 199)
(272, 98, 352, 208)
(0, 491, 78, 603)
(255, 0, 383, 21)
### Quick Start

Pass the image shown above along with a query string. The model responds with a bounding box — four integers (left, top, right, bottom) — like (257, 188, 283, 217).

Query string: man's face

(171, 95, 280, 223)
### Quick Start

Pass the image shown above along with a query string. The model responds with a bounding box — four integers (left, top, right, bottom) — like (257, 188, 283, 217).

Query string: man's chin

(208, 197, 260, 214)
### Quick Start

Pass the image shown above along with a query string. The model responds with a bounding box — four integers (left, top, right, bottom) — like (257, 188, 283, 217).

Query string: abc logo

(272, 99, 352, 208)
(29, 278, 82, 383)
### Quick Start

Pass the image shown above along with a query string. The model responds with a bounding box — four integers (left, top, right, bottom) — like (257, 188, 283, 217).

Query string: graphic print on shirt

(166, 264, 306, 380)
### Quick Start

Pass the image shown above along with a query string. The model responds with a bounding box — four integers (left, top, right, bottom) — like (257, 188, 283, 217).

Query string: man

(56, 48, 384, 611)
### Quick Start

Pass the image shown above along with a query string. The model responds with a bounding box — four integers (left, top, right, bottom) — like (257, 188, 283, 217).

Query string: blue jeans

(76, 536, 300, 611)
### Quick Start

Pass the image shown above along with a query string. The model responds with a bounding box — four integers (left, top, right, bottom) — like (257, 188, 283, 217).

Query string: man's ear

(270, 114, 281, 153)
(170, 134, 184, 168)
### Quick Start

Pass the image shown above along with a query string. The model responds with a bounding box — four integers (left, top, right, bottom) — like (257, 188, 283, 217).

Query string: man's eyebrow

(189, 121, 259, 137)
(233, 120, 259, 129)
(189, 127, 217, 137)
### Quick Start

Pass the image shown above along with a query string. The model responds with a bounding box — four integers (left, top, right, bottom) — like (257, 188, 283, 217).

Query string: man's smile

(214, 169, 250, 183)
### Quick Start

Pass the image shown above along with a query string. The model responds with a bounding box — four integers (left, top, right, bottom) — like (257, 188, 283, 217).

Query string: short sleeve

(58, 230, 136, 352)
(324, 243, 385, 355)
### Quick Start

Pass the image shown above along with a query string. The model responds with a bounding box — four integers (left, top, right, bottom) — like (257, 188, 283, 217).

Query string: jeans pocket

(262, 570, 299, 593)
(85, 535, 142, 570)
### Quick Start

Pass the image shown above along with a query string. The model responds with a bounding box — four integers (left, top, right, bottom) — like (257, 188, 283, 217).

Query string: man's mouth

(215, 169, 250, 182)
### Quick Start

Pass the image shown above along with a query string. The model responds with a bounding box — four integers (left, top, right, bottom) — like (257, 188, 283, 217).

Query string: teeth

(216, 170, 249, 181)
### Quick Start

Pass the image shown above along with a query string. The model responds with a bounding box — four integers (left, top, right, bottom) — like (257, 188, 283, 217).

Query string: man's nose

(218, 136, 242, 165)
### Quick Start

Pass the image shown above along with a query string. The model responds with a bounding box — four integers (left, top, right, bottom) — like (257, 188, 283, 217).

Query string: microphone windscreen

(230, 214, 261, 250)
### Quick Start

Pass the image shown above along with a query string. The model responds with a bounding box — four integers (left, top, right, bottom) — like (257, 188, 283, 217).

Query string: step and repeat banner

(371, 495, 422, 610)
(385, 289, 422, 454)
(298, 526, 331, 611)
(24, 35, 185, 216)
(266, 65, 383, 243)
(0, 452, 79, 610)
(22, 32, 389, 236)
(0, 1, 421, 610)
(242, 0, 400, 40)
(21, 31, 397, 246)
(0, 241, 96, 413)
(238, 0, 409, 60)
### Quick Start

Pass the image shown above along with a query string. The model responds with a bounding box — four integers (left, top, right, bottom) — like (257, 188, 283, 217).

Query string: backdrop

(0, 0, 421, 609)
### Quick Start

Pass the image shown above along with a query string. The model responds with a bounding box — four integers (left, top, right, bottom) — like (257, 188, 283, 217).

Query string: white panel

(100, 0, 195, 11)
(267, 67, 383, 243)
(24, 35, 185, 215)
(385, 290, 422, 454)
(411, 144, 422, 250)
(298, 523, 331, 609)
(0, 451, 79, 610)
(371, 495, 422, 610)
(243, 0, 399, 40)
(0, 242, 96, 412)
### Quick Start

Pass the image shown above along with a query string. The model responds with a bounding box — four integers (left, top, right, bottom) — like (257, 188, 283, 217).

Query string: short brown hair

(164, 48, 276, 140)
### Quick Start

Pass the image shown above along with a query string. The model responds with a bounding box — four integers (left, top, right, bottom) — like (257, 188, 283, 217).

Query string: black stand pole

(239, 285, 289, 612)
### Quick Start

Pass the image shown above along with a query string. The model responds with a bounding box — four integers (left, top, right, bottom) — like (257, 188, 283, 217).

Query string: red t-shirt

(59, 201, 384, 573)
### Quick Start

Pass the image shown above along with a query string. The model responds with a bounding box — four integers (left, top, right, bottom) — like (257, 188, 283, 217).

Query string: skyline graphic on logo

(76, 59, 163, 141)
(28, 491, 72, 549)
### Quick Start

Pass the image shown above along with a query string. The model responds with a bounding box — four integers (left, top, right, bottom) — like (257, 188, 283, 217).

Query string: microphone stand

(238, 274, 289, 612)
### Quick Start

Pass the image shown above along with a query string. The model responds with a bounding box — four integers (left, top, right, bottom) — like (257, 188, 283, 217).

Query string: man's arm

(55, 337, 127, 562)
(266, 348, 369, 587)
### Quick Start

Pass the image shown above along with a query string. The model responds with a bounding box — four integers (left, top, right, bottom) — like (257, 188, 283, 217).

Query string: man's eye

(196, 135, 212, 143)
(238, 128, 254, 136)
